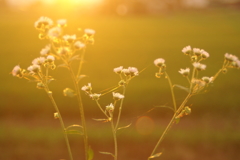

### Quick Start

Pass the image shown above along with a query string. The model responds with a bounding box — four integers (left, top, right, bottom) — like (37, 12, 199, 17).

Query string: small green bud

(184, 106, 191, 115)
(63, 88, 76, 97)
(118, 80, 126, 86)
(37, 82, 45, 89)
(54, 112, 59, 119)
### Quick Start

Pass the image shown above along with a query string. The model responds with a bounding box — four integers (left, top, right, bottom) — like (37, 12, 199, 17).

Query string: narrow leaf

(155, 105, 174, 112)
(99, 152, 115, 157)
(88, 146, 94, 160)
(66, 124, 83, 130)
(69, 55, 80, 62)
(117, 123, 132, 131)
(174, 84, 190, 93)
(149, 152, 162, 159)
(92, 118, 109, 122)
(57, 63, 68, 68)
(77, 75, 87, 82)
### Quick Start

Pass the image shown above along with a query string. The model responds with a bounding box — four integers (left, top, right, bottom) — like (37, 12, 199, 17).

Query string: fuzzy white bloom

(225, 53, 239, 62)
(113, 92, 124, 101)
(27, 64, 40, 74)
(113, 66, 123, 74)
(40, 45, 51, 56)
(32, 57, 45, 65)
(74, 41, 85, 50)
(57, 19, 67, 27)
(57, 47, 70, 56)
(46, 55, 55, 62)
(154, 58, 165, 67)
(122, 68, 130, 76)
(202, 76, 214, 83)
(235, 60, 240, 68)
(81, 83, 92, 92)
(48, 27, 62, 39)
(89, 93, 101, 100)
(200, 49, 210, 58)
(193, 48, 201, 56)
(34, 16, 53, 29)
(128, 67, 139, 76)
(179, 68, 190, 76)
(106, 103, 114, 112)
(182, 45, 192, 55)
(63, 34, 76, 43)
(12, 65, 21, 77)
(84, 29, 95, 36)
(193, 62, 206, 71)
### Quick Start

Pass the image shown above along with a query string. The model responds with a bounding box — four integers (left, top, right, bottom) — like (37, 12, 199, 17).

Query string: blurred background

(1, 0, 240, 159)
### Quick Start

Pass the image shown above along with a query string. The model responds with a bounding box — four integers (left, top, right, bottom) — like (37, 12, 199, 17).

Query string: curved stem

(45, 89, 73, 160)
(69, 65, 88, 160)
(114, 86, 126, 131)
(165, 72, 177, 112)
(148, 93, 192, 159)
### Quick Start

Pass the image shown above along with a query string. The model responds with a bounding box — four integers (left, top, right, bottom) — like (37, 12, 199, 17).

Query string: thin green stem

(69, 65, 88, 160)
(165, 72, 177, 112)
(44, 88, 73, 160)
(77, 48, 86, 79)
(110, 118, 118, 160)
(148, 93, 192, 159)
(114, 86, 126, 131)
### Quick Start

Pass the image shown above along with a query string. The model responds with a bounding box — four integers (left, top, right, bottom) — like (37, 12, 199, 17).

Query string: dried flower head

(182, 45, 192, 55)
(84, 29, 95, 36)
(113, 92, 124, 101)
(179, 68, 190, 77)
(57, 19, 67, 27)
(106, 103, 114, 112)
(12, 65, 22, 77)
(81, 83, 92, 92)
(48, 27, 62, 39)
(74, 41, 85, 50)
(192, 62, 206, 71)
(34, 16, 53, 29)
(200, 49, 210, 59)
(202, 76, 214, 83)
(32, 57, 46, 65)
(40, 45, 51, 56)
(113, 66, 123, 74)
(154, 58, 165, 68)
(63, 34, 76, 43)
(27, 64, 41, 74)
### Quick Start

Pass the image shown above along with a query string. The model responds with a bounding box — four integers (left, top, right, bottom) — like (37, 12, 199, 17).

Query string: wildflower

(46, 55, 55, 62)
(179, 68, 190, 77)
(193, 48, 201, 56)
(122, 68, 130, 76)
(84, 29, 95, 36)
(12, 65, 22, 77)
(113, 92, 124, 101)
(74, 41, 85, 50)
(191, 78, 206, 94)
(57, 47, 71, 56)
(192, 62, 206, 71)
(182, 45, 192, 55)
(40, 45, 51, 56)
(81, 83, 92, 92)
(154, 58, 165, 68)
(32, 57, 45, 65)
(233, 60, 240, 68)
(27, 64, 41, 74)
(200, 49, 210, 59)
(89, 93, 101, 100)
(57, 19, 67, 27)
(48, 27, 62, 39)
(63, 88, 76, 97)
(225, 53, 238, 62)
(106, 103, 114, 112)
(202, 76, 213, 83)
(34, 16, 53, 29)
(63, 34, 76, 43)
(128, 67, 139, 76)
(113, 66, 123, 74)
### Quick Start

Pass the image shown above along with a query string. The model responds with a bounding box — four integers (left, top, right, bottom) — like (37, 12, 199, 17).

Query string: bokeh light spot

(135, 116, 155, 135)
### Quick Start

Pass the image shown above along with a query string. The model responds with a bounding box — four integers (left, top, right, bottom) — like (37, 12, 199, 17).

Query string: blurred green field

(1, 8, 240, 160)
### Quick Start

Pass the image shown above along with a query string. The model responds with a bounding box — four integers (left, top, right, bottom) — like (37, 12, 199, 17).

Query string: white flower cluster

(113, 66, 139, 77)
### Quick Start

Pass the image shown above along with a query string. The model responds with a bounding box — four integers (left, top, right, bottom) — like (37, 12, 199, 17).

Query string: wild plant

(11, 17, 240, 160)
(148, 46, 240, 159)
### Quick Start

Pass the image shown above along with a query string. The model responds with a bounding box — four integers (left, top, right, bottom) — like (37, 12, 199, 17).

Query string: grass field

(1, 8, 240, 160)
